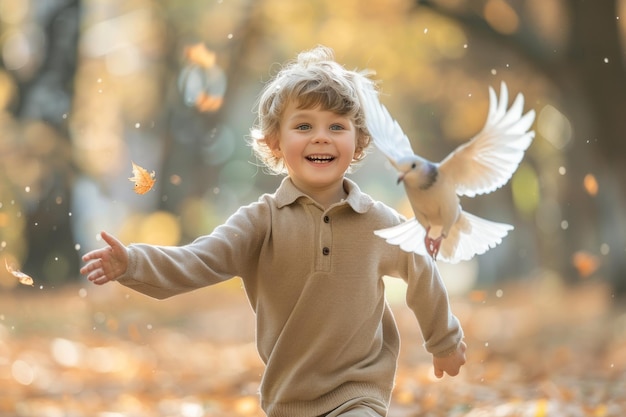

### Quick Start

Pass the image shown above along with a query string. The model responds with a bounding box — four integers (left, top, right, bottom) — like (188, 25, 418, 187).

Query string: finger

(80, 259, 100, 275)
(84, 262, 103, 280)
(91, 275, 112, 285)
(434, 367, 444, 378)
(82, 249, 104, 262)
(86, 264, 109, 284)
(100, 231, 124, 252)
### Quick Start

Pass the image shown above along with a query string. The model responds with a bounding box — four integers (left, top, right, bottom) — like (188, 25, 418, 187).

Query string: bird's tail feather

(440, 211, 513, 263)
(374, 212, 513, 263)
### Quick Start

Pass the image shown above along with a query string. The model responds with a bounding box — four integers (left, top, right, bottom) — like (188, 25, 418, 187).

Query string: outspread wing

(439, 81, 535, 197)
(360, 86, 415, 166)
(374, 219, 429, 257)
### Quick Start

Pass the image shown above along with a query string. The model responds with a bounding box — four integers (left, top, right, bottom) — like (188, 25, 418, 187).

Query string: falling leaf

(129, 161, 156, 195)
(178, 58, 227, 111)
(184, 43, 216, 68)
(195, 92, 223, 112)
(572, 250, 600, 277)
(5, 259, 34, 286)
(583, 173, 599, 196)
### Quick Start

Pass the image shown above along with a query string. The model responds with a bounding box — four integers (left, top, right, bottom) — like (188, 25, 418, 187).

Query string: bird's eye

(411, 163, 417, 169)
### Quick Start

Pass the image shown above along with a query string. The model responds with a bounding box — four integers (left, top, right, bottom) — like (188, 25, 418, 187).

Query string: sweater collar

(274, 177, 373, 214)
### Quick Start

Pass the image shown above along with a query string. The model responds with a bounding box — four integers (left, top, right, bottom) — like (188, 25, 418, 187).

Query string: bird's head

(396, 156, 438, 190)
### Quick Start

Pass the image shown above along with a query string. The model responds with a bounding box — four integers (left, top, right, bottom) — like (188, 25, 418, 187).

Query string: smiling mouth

(306, 155, 336, 163)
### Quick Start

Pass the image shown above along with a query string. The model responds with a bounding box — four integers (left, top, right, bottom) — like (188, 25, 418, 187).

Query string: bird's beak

(396, 173, 405, 185)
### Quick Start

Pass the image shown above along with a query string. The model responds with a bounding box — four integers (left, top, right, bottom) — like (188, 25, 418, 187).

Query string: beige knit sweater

(117, 177, 463, 417)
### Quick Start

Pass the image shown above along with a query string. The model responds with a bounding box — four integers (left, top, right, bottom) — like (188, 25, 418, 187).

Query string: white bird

(361, 82, 535, 263)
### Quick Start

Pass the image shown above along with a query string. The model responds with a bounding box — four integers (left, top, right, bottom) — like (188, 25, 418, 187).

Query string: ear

(266, 135, 282, 158)
(272, 148, 283, 159)
(353, 134, 367, 160)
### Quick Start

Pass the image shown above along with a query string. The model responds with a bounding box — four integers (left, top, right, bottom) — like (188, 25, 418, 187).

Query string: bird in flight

(362, 82, 535, 263)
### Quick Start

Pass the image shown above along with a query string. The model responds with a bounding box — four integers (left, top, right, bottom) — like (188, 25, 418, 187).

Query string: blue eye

(296, 124, 311, 130)
(330, 124, 344, 131)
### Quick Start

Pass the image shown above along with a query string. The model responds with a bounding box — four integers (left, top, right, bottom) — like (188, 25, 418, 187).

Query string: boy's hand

(80, 231, 128, 285)
(433, 341, 467, 378)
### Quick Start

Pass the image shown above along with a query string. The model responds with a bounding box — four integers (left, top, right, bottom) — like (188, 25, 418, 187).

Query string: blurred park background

(1, 0, 626, 416)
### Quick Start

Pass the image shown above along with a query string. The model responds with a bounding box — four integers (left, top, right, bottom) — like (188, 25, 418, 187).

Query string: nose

(311, 128, 331, 144)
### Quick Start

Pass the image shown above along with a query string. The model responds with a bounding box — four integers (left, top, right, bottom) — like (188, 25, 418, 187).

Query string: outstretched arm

(80, 231, 128, 285)
(433, 340, 467, 378)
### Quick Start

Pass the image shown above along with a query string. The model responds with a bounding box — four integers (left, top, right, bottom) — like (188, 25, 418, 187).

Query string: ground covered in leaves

(0, 275, 625, 417)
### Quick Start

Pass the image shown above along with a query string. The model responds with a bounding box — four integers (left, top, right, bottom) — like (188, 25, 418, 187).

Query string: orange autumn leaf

(583, 173, 599, 196)
(5, 259, 35, 287)
(572, 251, 600, 278)
(129, 161, 156, 195)
(195, 92, 223, 112)
(184, 43, 216, 68)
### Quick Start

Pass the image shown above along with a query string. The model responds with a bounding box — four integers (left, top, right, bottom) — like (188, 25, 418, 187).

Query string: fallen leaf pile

(0, 278, 624, 416)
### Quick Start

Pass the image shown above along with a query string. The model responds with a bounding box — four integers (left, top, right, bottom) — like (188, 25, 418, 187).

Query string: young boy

(80, 45, 466, 417)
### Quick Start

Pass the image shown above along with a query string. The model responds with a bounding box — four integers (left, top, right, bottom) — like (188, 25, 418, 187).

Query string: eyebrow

(286, 110, 351, 122)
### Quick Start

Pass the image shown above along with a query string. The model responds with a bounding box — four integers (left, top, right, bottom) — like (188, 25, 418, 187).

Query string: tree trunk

(569, 0, 626, 294)
(13, 0, 80, 284)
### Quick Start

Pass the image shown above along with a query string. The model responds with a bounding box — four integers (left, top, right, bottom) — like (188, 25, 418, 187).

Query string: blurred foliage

(0, 0, 625, 292)
(1, 1, 626, 416)
(0, 279, 625, 416)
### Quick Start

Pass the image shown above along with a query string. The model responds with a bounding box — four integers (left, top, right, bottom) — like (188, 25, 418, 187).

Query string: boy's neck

(290, 177, 348, 209)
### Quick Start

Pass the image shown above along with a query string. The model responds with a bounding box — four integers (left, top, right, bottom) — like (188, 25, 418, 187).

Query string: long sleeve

(116, 201, 269, 299)
(401, 254, 464, 356)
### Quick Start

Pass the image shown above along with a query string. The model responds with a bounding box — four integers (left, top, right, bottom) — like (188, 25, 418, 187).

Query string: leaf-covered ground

(0, 276, 624, 417)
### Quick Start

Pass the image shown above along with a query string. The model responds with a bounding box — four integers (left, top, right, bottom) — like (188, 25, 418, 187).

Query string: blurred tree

(156, 0, 268, 237)
(417, 0, 626, 293)
(0, 0, 80, 284)
(3, 0, 623, 293)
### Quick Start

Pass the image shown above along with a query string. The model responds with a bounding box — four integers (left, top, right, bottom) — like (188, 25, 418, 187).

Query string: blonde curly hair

(249, 45, 377, 174)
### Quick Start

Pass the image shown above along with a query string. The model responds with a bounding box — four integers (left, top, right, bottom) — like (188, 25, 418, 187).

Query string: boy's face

(273, 101, 358, 192)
